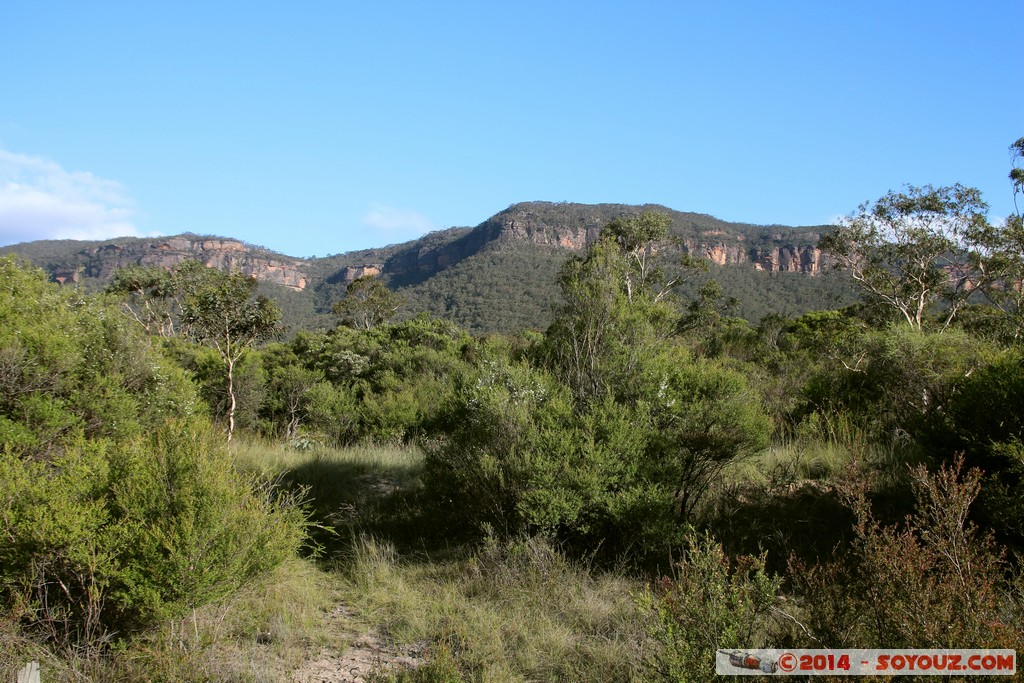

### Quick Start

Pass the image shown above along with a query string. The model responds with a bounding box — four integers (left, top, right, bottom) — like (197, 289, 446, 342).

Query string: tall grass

(1, 557, 339, 683)
(230, 440, 656, 680)
(230, 437, 426, 550)
(726, 411, 925, 490)
(339, 535, 651, 682)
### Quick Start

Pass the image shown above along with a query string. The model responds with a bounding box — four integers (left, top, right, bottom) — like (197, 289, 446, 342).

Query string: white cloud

(0, 148, 147, 246)
(361, 203, 435, 240)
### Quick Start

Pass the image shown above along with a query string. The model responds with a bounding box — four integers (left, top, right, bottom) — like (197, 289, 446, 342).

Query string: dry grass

(1, 555, 340, 682)
(3, 441, 661, 681)
(338, 535, 651, 682)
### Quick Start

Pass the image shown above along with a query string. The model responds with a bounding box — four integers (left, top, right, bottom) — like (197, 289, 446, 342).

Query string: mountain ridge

(1, 201, 850, 332)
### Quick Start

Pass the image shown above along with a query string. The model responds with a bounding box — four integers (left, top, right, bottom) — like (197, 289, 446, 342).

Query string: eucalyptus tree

(333, 275, 404, 330)
(181, 270, 281, 440)
(820, 184, 990, 331)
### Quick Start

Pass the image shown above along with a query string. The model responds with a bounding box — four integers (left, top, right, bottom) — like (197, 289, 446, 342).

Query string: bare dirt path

(291, 606, 426, 683)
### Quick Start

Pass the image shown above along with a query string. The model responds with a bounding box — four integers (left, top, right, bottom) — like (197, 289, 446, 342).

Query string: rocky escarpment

(693, 241, 822, 275)
(479, 203, 825, 275)
(332, 203, 824, 289)
(53, 235, 309, 290)
(8, 202, 831, 317)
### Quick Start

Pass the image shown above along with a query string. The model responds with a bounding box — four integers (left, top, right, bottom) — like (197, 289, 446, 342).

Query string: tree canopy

(181, 270, 282, 440)
(820, 184, 990, 330)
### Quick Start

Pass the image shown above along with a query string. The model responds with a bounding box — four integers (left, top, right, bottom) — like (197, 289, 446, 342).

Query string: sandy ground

(291, 606, 426, 683)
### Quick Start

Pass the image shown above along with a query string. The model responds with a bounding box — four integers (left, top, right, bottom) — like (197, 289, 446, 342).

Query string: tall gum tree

(181, 270, 281, 441)
(820, 184, 990, 331)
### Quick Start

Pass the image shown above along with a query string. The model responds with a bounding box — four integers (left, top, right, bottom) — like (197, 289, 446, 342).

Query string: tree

(1011, 136, 1024, 217)
(820, 184, 990, 330)
(333, 275, 403, 330)
(0, 259, 306, 650)
(543, 213, 684, 406)
(677, 279, 743, 356)
(181, 270, 282, 441)
(966, 137, 1024, 342)
(105, 264, 178, 336)
(542, 214, 769, 523)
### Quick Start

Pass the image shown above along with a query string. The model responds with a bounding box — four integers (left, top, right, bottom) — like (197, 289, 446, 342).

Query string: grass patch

(108, 556, 338, 682)
(338, 535, 651, 682)
(231, 437, 426, 551)
(728, 439, 854, 487)
(1, 556, 340, 683)
(229, 441, 658, 680)
(707, 426, 926, 572)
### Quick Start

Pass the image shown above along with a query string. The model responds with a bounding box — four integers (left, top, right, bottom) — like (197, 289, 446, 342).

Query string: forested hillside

(2, 202, 856, 334)
(4, 155, 1024, 680)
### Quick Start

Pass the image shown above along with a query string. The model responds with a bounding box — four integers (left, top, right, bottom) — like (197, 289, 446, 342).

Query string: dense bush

(0, 258, 308, 650)
(790, 459, 1024, 650)
(0, 425, 308, 643)
(422, 217, 771, 562)
(0, 257, 197, 457)
(163, 338, 268, 433)
(799, 326, 996, 443)
(262, 316, 473, 445)
(422, 349, 769, 561)
(931, 350, 1024, 544)
(641, 533, 781, 682)
(422, 360, 581, 539)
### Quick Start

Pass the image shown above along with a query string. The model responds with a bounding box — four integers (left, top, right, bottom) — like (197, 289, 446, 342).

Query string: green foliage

(800, 326, 995, 443)
(334, 274, 405, 330)
(542, 231, 676, 406)
(180, 268, 282, 440)
(395, 238, 572, 334)
(424, 218, 770, 560)
(422, 359, 685, 557)
(263, 359, 324, 439)
(0, 259, 308, 652)
(932, 349, 1024, 543)
(0, 256, 198, 457)
(422, 360, 576, 538)
(223, 316, 477, 446)
(640, 533, 781, 682)
(676, 279, 746, 356)
(105, 263, 179, 336)
(165, 340, 267, 432)
(105, 426, 309, 628)
(644, 354, 772, 519)
(821, 184, 991, 330)
(963, 214, 1024, 343)
(0, 423, 308, 649)
(791, 459, 1023, 650)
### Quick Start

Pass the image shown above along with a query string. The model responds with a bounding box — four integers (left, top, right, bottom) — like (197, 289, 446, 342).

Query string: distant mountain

(1, 202, 856, 333)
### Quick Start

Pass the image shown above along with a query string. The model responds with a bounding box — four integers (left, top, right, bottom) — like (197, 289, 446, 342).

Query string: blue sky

(1, 1, 1021, 257)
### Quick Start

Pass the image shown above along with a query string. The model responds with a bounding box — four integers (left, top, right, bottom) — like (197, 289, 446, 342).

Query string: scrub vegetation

(3, 140, 1024, 681)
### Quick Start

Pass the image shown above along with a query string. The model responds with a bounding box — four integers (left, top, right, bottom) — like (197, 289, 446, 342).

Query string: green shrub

(0, 424, 309, 646)
(423, 351, 769, 561)
(422, 358, 663, 553)
(267, 317, 472, 445)
(107, 425, 310, 628)
(640, 533, 781, 683)
(0, 260, 309, 650)
(933, 350, 1024, 543)
(0, 257, 198, 458)
(422, 360, 575, 539)
(790, 458, 1024, 650)
(800, 326, 995, 444)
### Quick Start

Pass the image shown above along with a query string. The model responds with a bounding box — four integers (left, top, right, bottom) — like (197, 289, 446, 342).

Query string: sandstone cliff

(463, 203, 825, 275)
(333, 203, 824, 289)
(54, 235, 309, 290)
